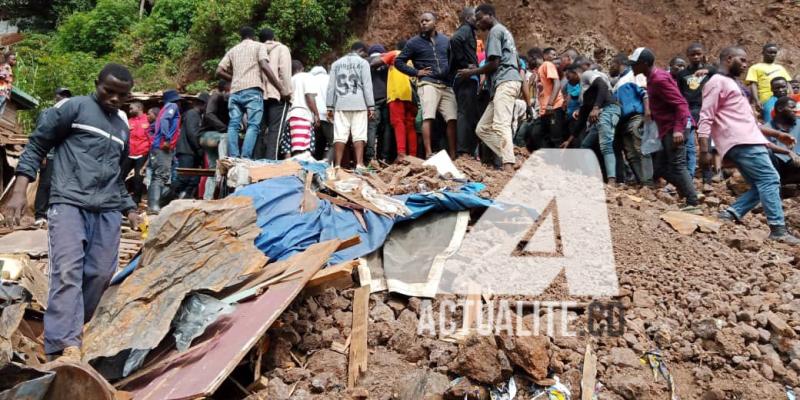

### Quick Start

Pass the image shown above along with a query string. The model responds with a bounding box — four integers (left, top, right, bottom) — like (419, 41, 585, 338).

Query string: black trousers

(655, 132, 698, 205)
(314, 120, 334, 161)
(171, 153, 202, 197)
(34, 158, 54, 219)
(120, 156, 147, 206)
(538, 108, 567, 148)
(454, 79, 480, 156)
(255, 99, 288, 160)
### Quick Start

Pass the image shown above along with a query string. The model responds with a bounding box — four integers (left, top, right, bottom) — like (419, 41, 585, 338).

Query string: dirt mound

(356, 0, 800, 70)
(253, 167, 800, 399)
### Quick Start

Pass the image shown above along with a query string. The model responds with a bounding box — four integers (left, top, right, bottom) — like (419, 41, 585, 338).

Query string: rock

(408, 298, 423, 314)
(387, 297, 407, 313)
(715, 328, 745, 357)
(284, 368, 311, 383)
(320, 327, 341, 347)
(310, 372, 332, 393)
(496, 332, 550, 380)
(267, 337, 296, 369)
(726, 235, 762, 252)
(606, 374, 649, 399)
(316, 287, 338, 310)
(632, 290, 656, 308)
(451, 334, 506, 384)
(395, 370, 450, 400)
(758, 328, 771, 343)
(693, 318, 722, 340)
(289, 388, 311, 400)
(425, 338, 458, 368)
(602, 347, 641, 369)
(370, 302, 396, 323)
(306, 349, 347, 381)
(368, 321, 395, 347)
(443, 377, 489, 400)
(737, 323, 760, 342)
(766, 312, 797, 338)
(761, 363, 775, 380)
(299, 333, 322, 352)
(790, 359, 800, 373)
(731, 355, 747, 365)
(332, 310, 352, 330)
(704, 196, 721, 207)
(736, 311, 752, 323)
(268, 378, 292, 400)
(693, 366, 714, 382)
(702, 389, 726, 400)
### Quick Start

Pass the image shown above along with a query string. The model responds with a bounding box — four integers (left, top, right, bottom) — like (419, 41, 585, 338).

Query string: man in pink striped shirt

(698, 46, 800, 244)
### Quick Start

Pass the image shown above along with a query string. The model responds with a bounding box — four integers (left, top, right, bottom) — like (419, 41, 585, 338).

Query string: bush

(264, 0, 352, 62)
(55, 0, 138, 55)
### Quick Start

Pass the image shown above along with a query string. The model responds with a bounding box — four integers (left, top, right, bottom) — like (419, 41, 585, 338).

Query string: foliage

(264, 0, 352, 62)
(13, 33, 108, 132)
(54, 0, 138, 55)
(184, 80, 211, 94)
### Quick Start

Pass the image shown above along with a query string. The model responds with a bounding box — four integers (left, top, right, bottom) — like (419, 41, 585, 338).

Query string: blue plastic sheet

(399, 182, 493, 221)
(235, 176, 395, 264)
(111, 176, 493, 284)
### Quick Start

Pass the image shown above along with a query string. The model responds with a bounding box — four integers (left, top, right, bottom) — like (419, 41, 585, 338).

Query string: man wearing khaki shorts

(327, 42, 375, 171)
(395, 12, 457, 159)
(457, 4, 522, 172)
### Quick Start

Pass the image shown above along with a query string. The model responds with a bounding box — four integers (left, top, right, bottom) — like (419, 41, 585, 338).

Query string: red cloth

(645, 68, 693, 138)
(389, 100, 418, 156)
(127, 114, 152, 157)
(288, 117, 313, 153)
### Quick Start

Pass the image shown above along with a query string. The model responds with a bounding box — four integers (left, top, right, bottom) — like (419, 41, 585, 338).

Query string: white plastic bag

(641, 120, 662, 155)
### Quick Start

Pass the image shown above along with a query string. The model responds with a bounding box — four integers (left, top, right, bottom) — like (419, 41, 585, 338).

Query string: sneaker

(768, 225, 800, 245)
(55, 346, 82, 363)
(680, 205, 703, 215)
(717, 210, 737, 223)
(702, 184, 714, 193)
(607, 177, 617, 186)
(34, 218, 47, 228)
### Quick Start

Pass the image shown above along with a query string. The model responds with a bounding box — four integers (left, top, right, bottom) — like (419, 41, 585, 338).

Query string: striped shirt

(218, 39, 269, 94)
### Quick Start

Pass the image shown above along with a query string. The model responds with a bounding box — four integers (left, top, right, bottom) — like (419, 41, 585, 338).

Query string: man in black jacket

(199, 81, 231, 199)
(448, 7, 479, 158)
(165, 92, 209, 204)
(2, 63, 142, 362)
(395, 12, 457, 159)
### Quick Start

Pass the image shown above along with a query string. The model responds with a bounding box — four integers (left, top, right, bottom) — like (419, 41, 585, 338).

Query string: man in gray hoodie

(327, 42, 375, 170)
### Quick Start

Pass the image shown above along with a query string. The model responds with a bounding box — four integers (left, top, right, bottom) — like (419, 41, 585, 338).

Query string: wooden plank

(248, 161, 302, 183)
(305, 260, 356, 291)
(581, 342, 597, 400)
(123, 240, 343, 400)
(176, 168, 215, 177)
(348, 285, 369, 389)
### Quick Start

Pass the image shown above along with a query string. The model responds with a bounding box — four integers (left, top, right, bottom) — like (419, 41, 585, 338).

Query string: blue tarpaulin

(111, 174, 493, 284)
(235, 176, 394, 264)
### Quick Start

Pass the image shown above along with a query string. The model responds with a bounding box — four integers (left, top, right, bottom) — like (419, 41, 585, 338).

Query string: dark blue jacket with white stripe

(16, 94, 136, 213)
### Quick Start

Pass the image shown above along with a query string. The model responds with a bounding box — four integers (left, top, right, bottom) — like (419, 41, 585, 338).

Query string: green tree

(55, 0, 138, 55)
(264, 0, 352, 62)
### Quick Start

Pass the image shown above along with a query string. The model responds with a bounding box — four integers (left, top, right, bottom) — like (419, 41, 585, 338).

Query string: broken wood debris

(348, 285, 370, 389)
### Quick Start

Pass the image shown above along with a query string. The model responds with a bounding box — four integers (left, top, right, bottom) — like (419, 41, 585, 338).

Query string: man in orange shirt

(531, 47, 566, 147)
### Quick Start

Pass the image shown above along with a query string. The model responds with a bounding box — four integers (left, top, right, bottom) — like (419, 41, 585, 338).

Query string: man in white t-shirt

(309, 66, 332, 160)
(286, 60, 320, 156)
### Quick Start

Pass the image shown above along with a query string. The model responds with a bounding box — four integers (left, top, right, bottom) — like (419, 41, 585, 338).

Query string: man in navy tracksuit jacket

(2, 63, 143, 362)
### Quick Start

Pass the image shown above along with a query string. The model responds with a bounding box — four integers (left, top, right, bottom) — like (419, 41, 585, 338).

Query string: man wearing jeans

(631, 48, 700, 212)
(572, 62, 621, 183)
(216, 26, 286, 159)
(456, 4, 522, 172)
(147, 89, 181, 214)
(699, 47, 799, 244)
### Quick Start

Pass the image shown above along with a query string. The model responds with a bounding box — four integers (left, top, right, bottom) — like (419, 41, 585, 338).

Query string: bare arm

(216, 66, 232, 82)
(548, 77, 561, 108)
(259, 59, 285, 95)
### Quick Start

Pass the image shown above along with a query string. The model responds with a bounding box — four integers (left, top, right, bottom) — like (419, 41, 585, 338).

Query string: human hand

(368, 109, 375, 120)
(327, 110, 334, 122)
(777, 132, 796, 147)
(588, 107, 600, 123)
(127, 210, 144, 230)
(673, 131, 685, 146)
(417, 67, 433, 77)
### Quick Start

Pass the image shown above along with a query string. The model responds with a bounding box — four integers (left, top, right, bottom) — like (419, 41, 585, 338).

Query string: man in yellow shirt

(373, 41, 418, 160)
(745, 43, 792, 112)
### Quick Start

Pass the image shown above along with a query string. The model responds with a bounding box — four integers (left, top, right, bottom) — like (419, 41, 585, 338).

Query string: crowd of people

(3, 4, 800, 362)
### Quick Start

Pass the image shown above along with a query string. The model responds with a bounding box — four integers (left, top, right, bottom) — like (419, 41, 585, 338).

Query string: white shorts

(333, 110, 368, 144)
